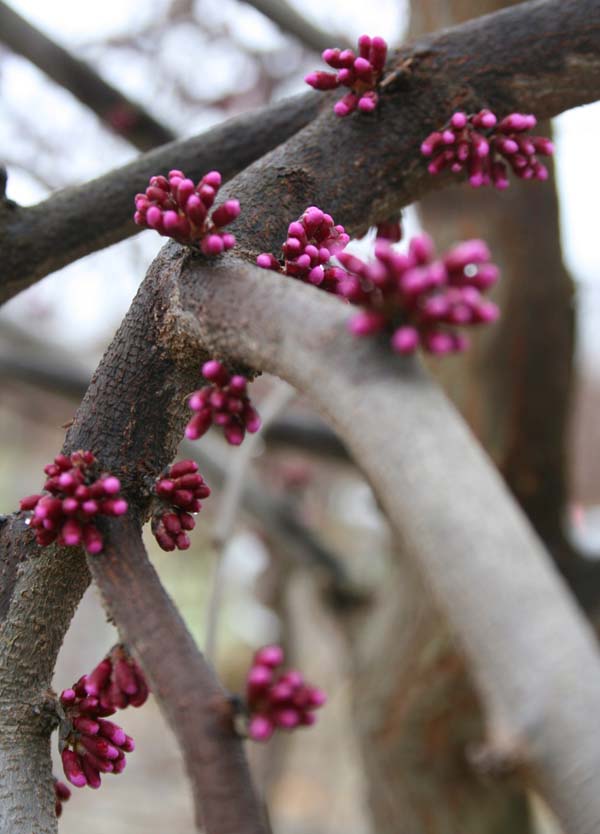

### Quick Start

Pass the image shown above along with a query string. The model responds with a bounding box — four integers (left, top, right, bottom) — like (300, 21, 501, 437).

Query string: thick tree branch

(0, 91, 321, 305)
(2, 0, 599, 304)
(0, 1, 175, 150)
(170, 256, 600, 834)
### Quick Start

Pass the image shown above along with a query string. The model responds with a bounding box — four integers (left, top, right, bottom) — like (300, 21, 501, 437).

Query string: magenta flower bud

(408, 234, 434, 265)
(73, 716, 100, 735)
(424, 331, 455, 355)
(308, 688, 327, 707)
(61, 750, 87, 788)
(358, 91, 378, 112)
(255, 645, 284, 667)
(348, 311, 386, 336)
(244, 407, 261, 434)
(61, 519, 82, 546)
(248, 666, 273, 690)
(249, 715, 274, 742)
(275, 708, 301, 728)
(101, 476, 121, 495)
(202, 170, 222, 188)
(97, 719, 126, 746)
(60, 688, 77, 704)
(450, 111, 467, 129)
(54, 780, 71, 802)
(83, 526, 104, 555)
(391, 326, 419, 354)
(334, 93, 357, 117)
(80, 758, 102, 790)
(256, 253, 278, 269)
(201, 234, 225, 255)
(145, 206, 162, 229)
(354, 56, 372, 78)
(20, 494, 42, 511)
(224, 424, 244, 446)
(112, 756, 127, 774)
(202, 360, 227, 383)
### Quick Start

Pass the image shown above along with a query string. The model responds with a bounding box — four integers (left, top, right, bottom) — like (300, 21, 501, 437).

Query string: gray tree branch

(0, 0, 175, 150)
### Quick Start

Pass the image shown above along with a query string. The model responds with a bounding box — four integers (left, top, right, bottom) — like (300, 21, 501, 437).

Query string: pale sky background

(1, 0, 599, 371)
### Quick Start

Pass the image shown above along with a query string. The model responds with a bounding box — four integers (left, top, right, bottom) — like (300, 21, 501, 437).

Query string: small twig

(205, 381, 296, 663)
(0, 1, 175, 151)
(241, 0, 352, 53)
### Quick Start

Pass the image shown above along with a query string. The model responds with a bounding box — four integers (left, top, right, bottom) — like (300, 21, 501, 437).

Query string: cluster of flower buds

(337, 235, 500, 355)
(305, 35, 388, 117)
(421, 110, 554, 189)
(19, 451, 128, 555)
(151, 460, 211, 551)
(54, 778, 71, 817)
(245, 645, 326, 742)
(185, 360, 261, 446)
(134, 169, 240, 254)
(84, 645, 149, 711)
(257, 206, 349, 293)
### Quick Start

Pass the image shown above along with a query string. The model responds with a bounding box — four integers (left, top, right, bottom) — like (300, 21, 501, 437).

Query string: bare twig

(205, 381, 296, 662)
(0, 1, 175, 150)
(242, 0, 352, 53)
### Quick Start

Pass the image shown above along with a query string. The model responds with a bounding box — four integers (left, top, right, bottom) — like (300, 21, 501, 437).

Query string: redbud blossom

(151, 459, 211, 551)
(337, 234, 500, 356)
(58, 649, 144, 791)
(134, 169, 239, 252)
(256, 206, 349, 293)
(19, 451, 128, 555)
(245, 645, 326, 742)
(84, 644, 149, 711)
(186, 360, 261, 446)
(421, 110, 554, 189)
(305, 35, 388, 117)
(54, 778, 71, 817)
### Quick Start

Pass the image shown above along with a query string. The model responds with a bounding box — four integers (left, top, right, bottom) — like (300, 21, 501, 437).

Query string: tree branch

(242, 0, 352, 53)
(89, 517, 267, 834)
(0, 91, 321, 304)
(170, 255, 600, 834)
(0, 0, 175, 150)
(3, 0, 599, 304)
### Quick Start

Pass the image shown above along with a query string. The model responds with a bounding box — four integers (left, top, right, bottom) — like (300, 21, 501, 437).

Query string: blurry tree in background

(1, 1, 600, 833)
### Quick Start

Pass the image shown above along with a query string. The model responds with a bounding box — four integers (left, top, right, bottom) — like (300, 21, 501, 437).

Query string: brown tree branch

(0, 0, 175, 150)
(2, 0, 599, 304)
(0, 91, 322, 305)
(89, 517, 267, 834)
(242, 0, 352, 53)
